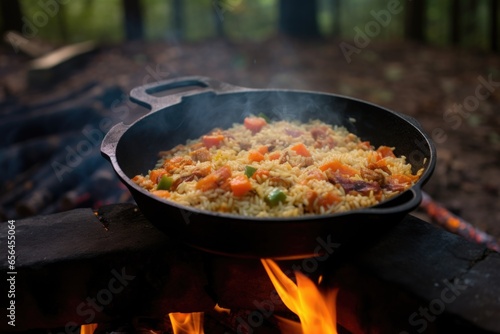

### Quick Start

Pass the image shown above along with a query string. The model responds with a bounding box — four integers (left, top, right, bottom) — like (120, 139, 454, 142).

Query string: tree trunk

(0, 0, 23, 34)
(491, 0, 498, 52)
(332, 0, 341, 36)
(279, 0, 320, 38)
(213, 10, 225, 38)
(171, 0, 184, 40)
(404, 0, 426, 42)
(122, 0, 144, 41)
(463, 0, 479, 46)
(450, 0, 460, 46)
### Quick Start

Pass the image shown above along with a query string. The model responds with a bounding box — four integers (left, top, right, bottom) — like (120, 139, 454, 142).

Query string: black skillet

(101, 76, 436, 259)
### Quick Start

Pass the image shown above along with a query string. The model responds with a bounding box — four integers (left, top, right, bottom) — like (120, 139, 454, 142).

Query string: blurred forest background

(0, 0, 498, 51)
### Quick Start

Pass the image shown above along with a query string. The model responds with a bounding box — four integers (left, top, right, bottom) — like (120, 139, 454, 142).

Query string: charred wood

(14, 151, 107, 217)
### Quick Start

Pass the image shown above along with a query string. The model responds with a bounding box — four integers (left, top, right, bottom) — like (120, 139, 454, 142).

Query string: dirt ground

(1, 36, 499, 242)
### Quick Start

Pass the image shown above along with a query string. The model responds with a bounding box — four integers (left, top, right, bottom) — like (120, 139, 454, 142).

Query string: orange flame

(80, 323, 98, 334)
(261, 259, 338, 334)
(168, 312, 205, 334)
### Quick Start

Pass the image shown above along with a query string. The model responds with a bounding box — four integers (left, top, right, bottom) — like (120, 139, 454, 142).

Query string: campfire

(81, 255, 341, 333)
(2, 202, 500, 333)
(261, 259, 338, 334)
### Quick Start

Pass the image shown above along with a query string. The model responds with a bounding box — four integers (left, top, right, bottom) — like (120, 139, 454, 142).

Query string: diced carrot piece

(367, 158, 391, 175)
(367, 151, 382, 163)
(202, 134, 225, 148)
(196, 173, 218, 191)
(244, 117, 267, 134)
(290, 142, 311, 157)
(152, 190, 171, 199)
(305, 190, 318, 212)
(230, 175, 253, 197)
(377, 145, 396, 158)
(196, 165, 232, 191)
(214, 165, 232, 180)
(317, 192, 341, 209)
(389, 174, 417, 184)
(252, 169, 270, 182)
(357, 141, 372, 150)
(163, 156, 193, 172)
(149, 169, 167, 184)
(319, 160, 358, 177)
(268, 151, 281, 160)
(258, 145, 269, 154)
(248, 150, 265, 162)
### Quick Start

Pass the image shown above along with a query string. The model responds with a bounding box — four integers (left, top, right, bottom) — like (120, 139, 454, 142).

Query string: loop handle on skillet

(396, 112, 425, 132)
(102, 77, 249, 160)
(101, 122, 129, 161)
(129, 76, 250, 111)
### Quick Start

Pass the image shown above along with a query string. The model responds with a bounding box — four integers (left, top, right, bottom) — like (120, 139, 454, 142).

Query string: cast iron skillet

(101, 76, 436, 259)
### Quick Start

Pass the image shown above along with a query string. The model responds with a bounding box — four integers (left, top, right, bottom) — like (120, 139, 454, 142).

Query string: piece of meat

(367, 162, 392, 175)
(279, 151, 290, 164)
(326, 170, 381, 195)
(310, 126, 330, 140)
(285, 128, 304, 138)
(361, 167, 385, 183)
(299, 156, 314, 168)
(190, 147, 211, 162)
(171, 174, 197, 191)
(171, 166, 212, 191)
(305, 190, 318, 213)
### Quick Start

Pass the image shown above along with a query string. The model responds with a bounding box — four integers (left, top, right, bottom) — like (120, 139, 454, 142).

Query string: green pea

(244, 166, 257, 178)
(265, 188, 287, 207)
(157, 175, 173, 190)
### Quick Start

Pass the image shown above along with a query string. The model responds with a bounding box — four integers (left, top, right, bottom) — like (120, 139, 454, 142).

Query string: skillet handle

(101, 122, 129, 160)
(129, 76, 250, 111)
(397, 112, 425, 132)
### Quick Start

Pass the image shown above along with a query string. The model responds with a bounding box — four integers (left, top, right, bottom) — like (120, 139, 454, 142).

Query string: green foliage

(18, 0, 123, 44)
(3, 0, 496, 51)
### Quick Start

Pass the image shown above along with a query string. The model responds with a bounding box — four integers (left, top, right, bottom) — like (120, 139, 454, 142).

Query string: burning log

(0, 132, 81, 186)
(60, 166, 132, 211)
(0, 82, 108, 117)
(420, 191, 500, 252)
(0, 105, 104, 147)
(0, 148, 109, 218)
(14, 151, 107, 217)
(0, 83, 130, 220)
(0, 84, 123, 147)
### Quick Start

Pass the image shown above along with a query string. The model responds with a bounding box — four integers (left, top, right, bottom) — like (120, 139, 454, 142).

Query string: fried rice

(132, 117, 423, 217)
